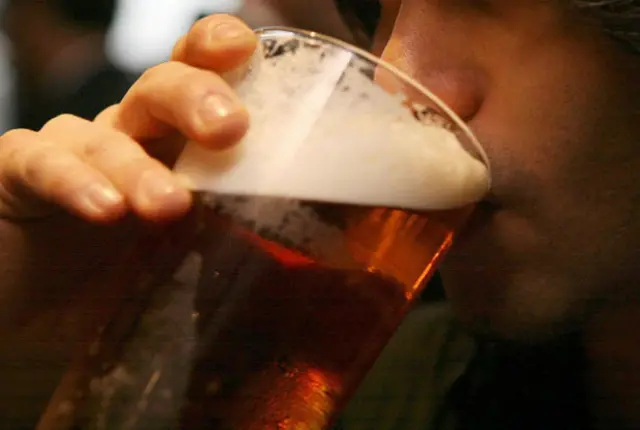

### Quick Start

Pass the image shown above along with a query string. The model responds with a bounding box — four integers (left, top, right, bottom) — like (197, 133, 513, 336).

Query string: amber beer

(178, 194, 470, 429)
(36, 192, 471, 430)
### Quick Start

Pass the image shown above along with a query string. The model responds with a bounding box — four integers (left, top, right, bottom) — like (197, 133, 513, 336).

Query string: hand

(0, 14, 254, 223)
(0, 14, 257, 425)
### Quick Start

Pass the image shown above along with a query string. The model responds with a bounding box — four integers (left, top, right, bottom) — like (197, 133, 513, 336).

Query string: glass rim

(254, 25, 492, 188)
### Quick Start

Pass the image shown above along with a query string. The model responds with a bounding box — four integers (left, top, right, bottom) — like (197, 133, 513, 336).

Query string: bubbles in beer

(199, 193, 353, 267)
(175, 32, 489, 211)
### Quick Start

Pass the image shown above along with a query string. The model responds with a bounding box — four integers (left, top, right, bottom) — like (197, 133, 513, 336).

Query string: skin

(0, 3, 639, 428)
(371, 1, 640, 426)
(357, 0, 640, 341)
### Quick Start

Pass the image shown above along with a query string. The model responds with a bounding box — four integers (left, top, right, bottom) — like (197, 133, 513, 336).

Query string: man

(331, 2, 640, 429)
(0, 2, 638, 429)
(1, 0, 133, 131)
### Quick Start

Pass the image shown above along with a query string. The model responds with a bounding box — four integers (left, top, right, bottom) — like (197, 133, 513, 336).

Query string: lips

(455, 199, 497, 243)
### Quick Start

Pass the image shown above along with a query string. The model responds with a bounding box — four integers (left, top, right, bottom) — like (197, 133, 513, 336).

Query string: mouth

(455, 198, 498, 242)
(480, 186, 500, 206)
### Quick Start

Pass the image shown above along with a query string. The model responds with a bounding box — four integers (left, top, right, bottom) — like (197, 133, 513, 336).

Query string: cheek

(446, 62, 640, 339)
(471, 31, 626, 222)
(482, 61, 634, 257)
(441, 205, 605, 341)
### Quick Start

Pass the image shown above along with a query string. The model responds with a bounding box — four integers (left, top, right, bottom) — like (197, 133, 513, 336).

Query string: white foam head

(174, 29, 489, 211)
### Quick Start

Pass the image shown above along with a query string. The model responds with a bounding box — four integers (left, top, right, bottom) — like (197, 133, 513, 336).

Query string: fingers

(106, 14, 255, 152)
(171, 14, 257, 72)
(1, 14, 258, 222)
(112, 61, 249, 150)
(39, 115, 192, 221)
(0, 128, 125, 222)
(93, 104, 119, 123)
(0, 116, 193, 222)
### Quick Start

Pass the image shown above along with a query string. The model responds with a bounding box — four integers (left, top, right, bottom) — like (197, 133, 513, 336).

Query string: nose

(378, 9, 486, 122)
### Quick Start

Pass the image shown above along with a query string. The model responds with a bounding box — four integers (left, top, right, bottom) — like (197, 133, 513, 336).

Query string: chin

(440, 211, 590, 344)
(440, 261, 591, 345)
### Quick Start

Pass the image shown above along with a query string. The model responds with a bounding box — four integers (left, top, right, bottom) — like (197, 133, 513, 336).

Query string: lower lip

(456, 201, 495, 241)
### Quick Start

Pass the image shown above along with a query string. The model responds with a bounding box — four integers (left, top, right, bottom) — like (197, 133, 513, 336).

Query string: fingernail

(198, 93, 239, 123)
(137, 170, 190, 212)
(80, 183, 124, 215)
(210, 21, 250, 41)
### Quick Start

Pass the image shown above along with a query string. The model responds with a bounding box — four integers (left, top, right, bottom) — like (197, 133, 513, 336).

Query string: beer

(36, 194, 470, 430)
(179, 195, 467, 429)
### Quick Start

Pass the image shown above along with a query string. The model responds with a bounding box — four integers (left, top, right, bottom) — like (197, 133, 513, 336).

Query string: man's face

(370, 0, 640, 341)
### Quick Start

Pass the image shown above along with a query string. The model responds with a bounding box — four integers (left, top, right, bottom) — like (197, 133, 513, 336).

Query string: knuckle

(122, 156, 161, 177)
(79, 124, 147, 168)
(94, 104, 120, 122)
(19, 146, 81, 196)
(101, 153, 162, 189)
(133, 65, 161, 93)
(143, 64, 224, 106)
(3, 143, 22, 169)
(19, 146, 53, 185)
(86, 130, 143, 163)
(135, 65, 158, 89)
(138, 61, 182, 85)
(129, 62, 189, 104)
(82, 135, 109, 159)
(0, 129, 35, 170)
(41, 114, 85, 133)
(0, 128, 32, 150)
(182, 77, 217, 104)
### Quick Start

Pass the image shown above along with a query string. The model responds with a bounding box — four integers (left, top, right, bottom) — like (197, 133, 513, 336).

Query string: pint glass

(37, 28, 489, 430)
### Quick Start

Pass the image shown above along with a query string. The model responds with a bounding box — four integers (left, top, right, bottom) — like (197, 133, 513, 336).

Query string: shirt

(336, 303, 592, 430)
